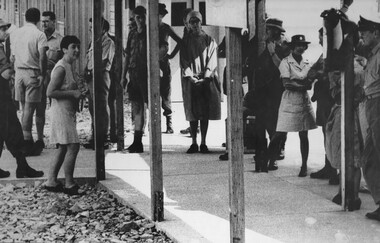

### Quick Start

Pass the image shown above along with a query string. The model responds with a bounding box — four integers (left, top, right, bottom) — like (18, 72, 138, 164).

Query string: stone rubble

(0, 183, 173, 243)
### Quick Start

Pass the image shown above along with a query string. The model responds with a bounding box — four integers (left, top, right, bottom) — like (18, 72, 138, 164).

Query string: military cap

(266, 18, 285, 32)
(289, 34, 310, 45)
(358, 15, 380, 31)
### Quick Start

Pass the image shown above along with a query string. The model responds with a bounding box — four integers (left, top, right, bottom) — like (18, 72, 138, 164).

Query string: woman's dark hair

(25, 8, 40, 23)
(60, 35, 80, 50)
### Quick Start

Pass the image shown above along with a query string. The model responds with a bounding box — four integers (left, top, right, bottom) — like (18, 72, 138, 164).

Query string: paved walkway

(1, 102, 380, 242)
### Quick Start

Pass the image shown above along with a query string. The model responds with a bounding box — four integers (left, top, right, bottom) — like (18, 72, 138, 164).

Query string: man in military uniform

(357, 15, 380, 221)
(0, 19, 43, 178)
(254, 18, 288, 172)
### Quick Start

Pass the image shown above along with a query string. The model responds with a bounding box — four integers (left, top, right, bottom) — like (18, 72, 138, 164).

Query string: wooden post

(93, 0, 106, 181)
(340, 72, 346, 210)
(226, 27, 245, 243)
(114, 0, 125, 151)
(340, 0, 355, 211)
(250, 0, 266, 90)
(256, 0, 266, 56)
(147, 0, 164, 222)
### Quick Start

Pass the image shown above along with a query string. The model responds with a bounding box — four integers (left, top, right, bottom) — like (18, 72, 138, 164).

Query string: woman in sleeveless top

(44, 36, 84, 195)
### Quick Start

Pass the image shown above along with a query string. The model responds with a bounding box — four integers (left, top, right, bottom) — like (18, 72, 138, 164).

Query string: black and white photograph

(0, 0, 380, 242)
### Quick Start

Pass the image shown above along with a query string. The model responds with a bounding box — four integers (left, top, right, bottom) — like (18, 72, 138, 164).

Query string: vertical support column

(226, 27, 245, 243)
(147, 0, 164, 221)
(93, 0, 105, 181)
(340, 0, 355, 211)
(256, 0, 266, 56)
(250, 0, 265, 90)
(114, 0, 125, 151)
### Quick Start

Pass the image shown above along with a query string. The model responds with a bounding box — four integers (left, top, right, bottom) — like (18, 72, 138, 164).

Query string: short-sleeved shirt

(10, 23, 48, 69)
(86, 33, 115, 72)
(360, 42, 380, 96)
(125, 28, 147, 71)
(279, 53, 311, 81)
(46, 31, 63, 71)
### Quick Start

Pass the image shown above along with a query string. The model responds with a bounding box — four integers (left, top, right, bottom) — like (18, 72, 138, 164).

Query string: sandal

(43, 182, 64, 193)
(64, 184, 83, 196)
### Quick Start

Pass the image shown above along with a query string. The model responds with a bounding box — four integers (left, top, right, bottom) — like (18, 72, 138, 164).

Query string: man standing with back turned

(11, 8, 48, 156)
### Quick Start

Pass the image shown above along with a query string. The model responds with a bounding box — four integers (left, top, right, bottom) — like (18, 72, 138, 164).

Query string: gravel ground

(2, 100, 171, 242)
(0, 182, 173, 243)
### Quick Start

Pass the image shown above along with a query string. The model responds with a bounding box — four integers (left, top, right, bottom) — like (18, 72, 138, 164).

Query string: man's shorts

(15, 68, 43, 103)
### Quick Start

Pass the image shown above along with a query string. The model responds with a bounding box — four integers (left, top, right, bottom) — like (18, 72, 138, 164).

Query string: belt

(16, 67, 40, 71)
(365, 92, 380, 100)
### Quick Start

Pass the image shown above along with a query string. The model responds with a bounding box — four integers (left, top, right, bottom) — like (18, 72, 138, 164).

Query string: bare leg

(22, 102, 37, 141)
(62, 143, 80, 188)
(299, 131, 309, 177)
(200, 120, 209, 145)
(35, 99, 46, 141)
(46, 144, 67, 186)
(353, 167, 361, 200)
(190, 121, 198, 145)
(299, 131, 309, 169)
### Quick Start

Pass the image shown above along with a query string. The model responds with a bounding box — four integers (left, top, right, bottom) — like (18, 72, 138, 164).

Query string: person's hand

(1, 68, 14, 80)
(355, 55, 367, 67)
(194, 78, 204, 85)
(121, 77, 128, 89)
(72, 90, 83, 99)
(267, 41, 276, 56)
(37, 75, 44, 87)
(189, 76, 199, 84)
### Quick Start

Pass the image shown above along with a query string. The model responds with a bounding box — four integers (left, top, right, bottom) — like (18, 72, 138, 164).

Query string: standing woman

(266, 35, 317, 177)
(44, 36, 84, 195)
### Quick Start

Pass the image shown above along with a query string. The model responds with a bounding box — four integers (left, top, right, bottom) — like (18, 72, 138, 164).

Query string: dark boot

(0, 168, 10, 178)
(165, 115, 174, 134)
(219, 152, 228, 161)
(127, 131, 143, 153)
(15, 156, 44, 178)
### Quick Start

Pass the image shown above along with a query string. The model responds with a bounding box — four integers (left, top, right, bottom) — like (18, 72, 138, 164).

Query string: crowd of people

(0, 3, 379, 221)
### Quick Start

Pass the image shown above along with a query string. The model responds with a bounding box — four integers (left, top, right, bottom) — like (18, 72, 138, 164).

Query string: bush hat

(266, 18, 285, 32)
(289, 34, 310, 45)
(133, 6, 146, 16)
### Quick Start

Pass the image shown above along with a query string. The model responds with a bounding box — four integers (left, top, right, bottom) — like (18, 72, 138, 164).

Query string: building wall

(0, 0, 223, 102)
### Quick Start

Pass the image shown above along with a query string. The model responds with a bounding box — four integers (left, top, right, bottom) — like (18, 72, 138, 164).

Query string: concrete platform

(1, 102, 380, 242)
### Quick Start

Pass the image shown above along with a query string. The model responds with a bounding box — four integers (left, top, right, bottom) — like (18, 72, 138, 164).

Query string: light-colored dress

(49, 59, 79, 144)
(276, 54, 317, 132)
(180, 32, 221, 121)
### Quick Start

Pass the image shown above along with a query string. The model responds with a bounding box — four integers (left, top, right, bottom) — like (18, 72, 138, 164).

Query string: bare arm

(283, 77, 311, 91)
(168, 44, 180, 59)
(39, 46, 48, 78)
(47, 66, 82, 99)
